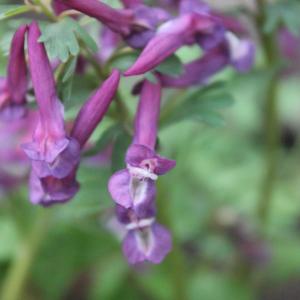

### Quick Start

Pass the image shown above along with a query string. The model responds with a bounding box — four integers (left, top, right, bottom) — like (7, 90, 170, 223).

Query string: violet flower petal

(109, 168, 156, 210)
(71, 69, 120, 147)
(123, 222, 172, 264)
(0, 25, 28, 119)
(7, 25, 28, 107)
(126, 144, 176, 175)
(226, 33, 255, 72)
(108, 169, 132, 208)
(29, 170, 79, 206)
(125, 13, 220, 76)
(133, 80, 161, 149)
(159, 45, 229, 88)
(60, 0, 133, 35)
(121, 0, 142, 8)
(98, 27, 120, 63)
(24, 22, 80, 178)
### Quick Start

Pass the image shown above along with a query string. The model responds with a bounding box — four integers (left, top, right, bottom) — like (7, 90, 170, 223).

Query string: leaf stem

(157, 180, 188, 300)
(0, 209, 49, 300)
(255, 0, 280, 226)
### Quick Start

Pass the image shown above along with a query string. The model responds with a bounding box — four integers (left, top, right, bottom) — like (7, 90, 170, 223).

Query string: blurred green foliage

(1, 0, 300, 300)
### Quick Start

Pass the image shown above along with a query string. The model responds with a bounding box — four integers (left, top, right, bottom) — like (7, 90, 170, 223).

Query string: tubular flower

(124, 1, 224, 76)
(29, 70, 121, 206)
(108, 80, 175, 211)
(116, 205, 172, 265)
(58, 0, 170, 48)
(159, 33, 255, 88)
(22, 22, 81, 179)
(0, 111, 37, 195)
(0, 25, 28, 120)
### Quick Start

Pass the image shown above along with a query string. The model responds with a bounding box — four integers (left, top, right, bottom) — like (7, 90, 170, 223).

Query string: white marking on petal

(127, 165, 158, 180)
(126, 217, 155, 231)
(226, 31, 248, 62)
(134, 226, 155, 256)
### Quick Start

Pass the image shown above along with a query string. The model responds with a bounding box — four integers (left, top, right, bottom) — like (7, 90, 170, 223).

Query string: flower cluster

(2, 0, 255, 265)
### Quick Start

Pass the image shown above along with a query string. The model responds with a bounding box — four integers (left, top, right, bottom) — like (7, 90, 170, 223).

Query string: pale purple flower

(124, 6, 224, 75)
(0, 110, 37, 195)
(116, 205, 172, 265)
(108, 80, 175, 211)
(59, 0, 170, 48)
(98, 27, 120, 63)
(28, 68, 121, 206)
(0, 25, 28, 120)
(278, 29, 300, 75)
(29, 169, 79, 206)
(159, 33, 255, 88)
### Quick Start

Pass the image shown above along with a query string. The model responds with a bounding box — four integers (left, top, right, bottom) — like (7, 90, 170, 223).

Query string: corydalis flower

(116, 205, 172, 264)
(159, 32, 255, 88)
(58, 0, 169, 48)
(22, 22, 81, 180)
(29, 70, 121, 206)
(125, 0, 224, 76)
(0, 25, 28, 120)
(108, 80, 175, 211)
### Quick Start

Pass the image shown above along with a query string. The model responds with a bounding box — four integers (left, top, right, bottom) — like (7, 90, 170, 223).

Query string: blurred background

(1, 0, 300, 299)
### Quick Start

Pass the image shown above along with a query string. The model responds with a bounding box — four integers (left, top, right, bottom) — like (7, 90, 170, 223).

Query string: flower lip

(125, 217, 155, 230)
(127, 164, 158, 180)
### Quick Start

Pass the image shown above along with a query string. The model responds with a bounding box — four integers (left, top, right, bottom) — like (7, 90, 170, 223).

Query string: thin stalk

(0, 209, 49, 300)
(255, 0, 280, 225)
(32, 0, 57, 21)
(157, 180, 188, 300)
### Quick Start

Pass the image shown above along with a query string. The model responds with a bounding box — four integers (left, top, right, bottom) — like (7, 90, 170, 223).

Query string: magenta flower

(124, 6, 224, 75)
(98, 27, 120, 63)
(0, 25, 28, 120)
(159, 33, 255, 88)
(58, 0, 170, 48)
(22, 22, 81, 179)
(116, 205, 172, 265)
(28, 68, 121, 206)
(108, 80, 175, 211)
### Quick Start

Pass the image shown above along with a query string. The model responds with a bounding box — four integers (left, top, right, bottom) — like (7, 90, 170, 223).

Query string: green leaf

(111, 129, 131, 173)
(0, 5, 31, 21)
(71, 19, 98, 53)
(39, 17, 97, 62)
(264, 0, 300, 35)
(144, 72, 158, 84)
(155, 54, 183, 76)
(57, 55, 78, 103)
(161, 82, 234, 127)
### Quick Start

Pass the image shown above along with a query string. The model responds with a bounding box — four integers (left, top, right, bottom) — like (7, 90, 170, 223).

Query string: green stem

(0, 209, 49, 300)
(255, 0, 280, 225)
(157, 180, 188, 300)
(32, 0, 57, 21)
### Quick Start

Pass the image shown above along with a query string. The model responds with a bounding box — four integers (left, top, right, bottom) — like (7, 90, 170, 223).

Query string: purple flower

(29, 169, 79, 206)
(108, 80, 175, 210)
(0, 111, 37, 195)
(98, 27, 120, 63)
(124, 7, 224, 75)
(116, 205, 172, 265)
(59, 0, 170, 48)
(225, 32, 255, 73)
(0, 25, 28, 120)
(159, 33, 255, 88)
(27, 68, 120, 206)
(22, 22, 81, 179)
